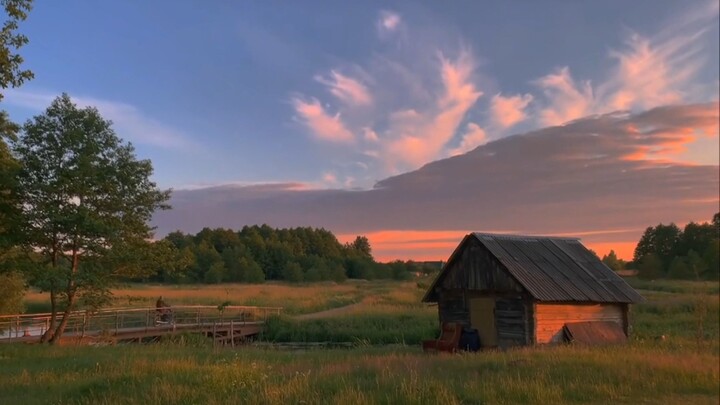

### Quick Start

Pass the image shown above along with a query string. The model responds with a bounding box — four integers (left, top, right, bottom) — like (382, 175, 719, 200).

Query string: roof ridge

(472, 232, 580, 241)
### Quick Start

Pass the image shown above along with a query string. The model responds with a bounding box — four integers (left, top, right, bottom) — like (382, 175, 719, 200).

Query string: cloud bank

(154, 103, 720, 260)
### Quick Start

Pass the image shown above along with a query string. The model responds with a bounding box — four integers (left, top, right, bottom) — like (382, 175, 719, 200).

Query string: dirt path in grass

(293, 299, 369, 320)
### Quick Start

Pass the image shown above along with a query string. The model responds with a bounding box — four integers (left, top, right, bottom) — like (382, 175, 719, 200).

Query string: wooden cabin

(422, 233, 645, 348)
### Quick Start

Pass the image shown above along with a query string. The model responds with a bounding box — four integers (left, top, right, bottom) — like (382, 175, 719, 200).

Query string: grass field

(3, 277, 719, 404)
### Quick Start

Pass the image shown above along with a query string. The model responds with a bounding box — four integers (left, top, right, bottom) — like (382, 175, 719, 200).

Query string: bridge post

(230, 320, 235, 348)
(212, 322, 217, 348)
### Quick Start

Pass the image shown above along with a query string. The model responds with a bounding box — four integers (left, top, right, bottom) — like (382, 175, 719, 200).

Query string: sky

(2, 1, 719, 261)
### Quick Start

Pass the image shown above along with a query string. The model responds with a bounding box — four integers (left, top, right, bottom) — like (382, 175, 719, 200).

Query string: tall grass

(0, 343, 717, 404)
(24, 280, 424, 315)
(6, 278, 719, 404)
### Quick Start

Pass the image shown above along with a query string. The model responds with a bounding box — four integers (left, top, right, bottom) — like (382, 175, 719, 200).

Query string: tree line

(149, 226, 438, 284)
(599, 213, 720, 280)
(632, 213, 719, 280)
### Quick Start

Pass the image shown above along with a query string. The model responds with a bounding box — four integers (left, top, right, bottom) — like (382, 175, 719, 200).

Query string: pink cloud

(362, 127, 379, 142)
(377, 10, 401, 34)
(604, 34, 693, 111)
(620, 102, 719, 161)
(534, 67, 594, 126)
(315, 70, 372, 106)
(385, 51, 483, 170)
(490, 93, 533, 129)
(449, 123, 487, 156)
(292, 97, 354, 143)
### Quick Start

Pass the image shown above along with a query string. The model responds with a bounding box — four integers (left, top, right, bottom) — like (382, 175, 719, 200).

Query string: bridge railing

(0, 305, 283, 340)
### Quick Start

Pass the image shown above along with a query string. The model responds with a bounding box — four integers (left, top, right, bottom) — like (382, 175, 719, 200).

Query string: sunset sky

(3, 1, 719, 261)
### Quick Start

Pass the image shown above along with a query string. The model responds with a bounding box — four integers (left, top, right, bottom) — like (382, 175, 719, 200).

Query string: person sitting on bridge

(155, 296, 172, 323)
(156, 296, 166, 310)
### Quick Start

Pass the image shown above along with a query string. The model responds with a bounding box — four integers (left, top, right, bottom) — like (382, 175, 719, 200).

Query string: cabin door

(469, 297, 497, 347)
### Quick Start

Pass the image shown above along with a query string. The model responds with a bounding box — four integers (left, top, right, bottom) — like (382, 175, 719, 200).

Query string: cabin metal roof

(423, 233, 645, 304)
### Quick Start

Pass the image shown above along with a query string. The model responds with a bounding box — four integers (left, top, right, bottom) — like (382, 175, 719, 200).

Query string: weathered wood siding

(534, 303, 626, 344)
(495, 298, 533, 348)
(438, 290, 469, 327)
(439, 237, 524, 293)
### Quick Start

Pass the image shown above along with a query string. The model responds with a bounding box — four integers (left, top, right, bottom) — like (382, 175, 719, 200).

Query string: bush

(0, 272, 25, 315)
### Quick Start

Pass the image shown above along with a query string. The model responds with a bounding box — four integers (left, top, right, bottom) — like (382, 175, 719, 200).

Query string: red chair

(422, 322, 463, 353)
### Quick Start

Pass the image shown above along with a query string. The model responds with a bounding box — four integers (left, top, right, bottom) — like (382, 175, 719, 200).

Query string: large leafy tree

(633, 223, 682, 273)
(0, 0, 33, 96)
(0, 0, 32, 246)
(0, 0, 33, 312)
(14, 94, 170, 343)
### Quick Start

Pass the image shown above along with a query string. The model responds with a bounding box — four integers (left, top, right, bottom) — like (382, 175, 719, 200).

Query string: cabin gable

(435, 236, 525, 296)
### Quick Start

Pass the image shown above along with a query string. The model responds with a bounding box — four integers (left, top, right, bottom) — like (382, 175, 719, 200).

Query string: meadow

(2, 278, 718, 404)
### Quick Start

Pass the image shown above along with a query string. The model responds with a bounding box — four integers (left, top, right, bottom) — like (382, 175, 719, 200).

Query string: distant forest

(155, 212, 719, 284)
(147, 225, 440, 284)
(600, 212, 719, 280)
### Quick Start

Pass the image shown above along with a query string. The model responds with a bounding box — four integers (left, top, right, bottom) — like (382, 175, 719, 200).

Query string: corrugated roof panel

(536, 239, 606, 302)
(502, 239, 578, 301)
(547, 239, 614, 302)
(471, 233, 644, 303)
(555, 240, 643, 303)
(514, 239, 592, 301)
(479, 237, 556, 301)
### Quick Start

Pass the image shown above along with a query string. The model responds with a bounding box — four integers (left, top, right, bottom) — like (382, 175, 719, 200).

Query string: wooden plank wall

(534, 303, 625, 344)
(440, 238, 524, 293)
(495, 298, 531, 348)
(438, 290, 469, 327)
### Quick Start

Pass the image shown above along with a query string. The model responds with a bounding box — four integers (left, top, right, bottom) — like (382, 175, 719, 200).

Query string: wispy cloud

(489, 93, 534, 129)
(377, 10, 402, 35)
(4, 89, 195, 149)
(315, 70, 372, 106)
(448, 122, 486, 156)
(291, 97, 354, 143)
(288, 2, 717, 188)
(533, 2, 718, 127)
(384, 50, 482, 170)
(534, 67, 594, 127)
(362, 127, 379, 142)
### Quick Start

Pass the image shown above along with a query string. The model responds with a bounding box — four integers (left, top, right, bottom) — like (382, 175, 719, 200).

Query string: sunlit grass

(25, 280, 427, 315)
(0, 342, 717, 405)
(9, 278, 720, 404)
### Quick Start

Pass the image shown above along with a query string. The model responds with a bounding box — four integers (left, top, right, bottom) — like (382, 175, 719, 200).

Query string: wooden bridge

(0, 305, 282, 346)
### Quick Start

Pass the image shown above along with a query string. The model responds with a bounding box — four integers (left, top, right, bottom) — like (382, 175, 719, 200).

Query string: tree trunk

(40, 288, 57, 343)
(49, 291, 75, 344)
(42, 245, 60, 343)
(49, 248, 79, 344)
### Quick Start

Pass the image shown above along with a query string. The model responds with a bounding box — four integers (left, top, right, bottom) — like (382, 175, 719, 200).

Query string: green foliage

(0, 0, 33, 100)
(13, 94, 171, 341)
(634, 223, 682, 272)
(239, 257, 265, 283)
(702, 241, 719, 280)
(667, 256, 691, 280)
(0, 271, 24, 314)
(633, 213, 719, 280)
(0, 0, 33, 256)
(203, 262, 225, 284)
(282, 261, 303, 283)
(601, 250, 623, 271)
(637, 253, 663, 280)
(158, 225, 426, 284)
(263, 312, 438, 345)
(347, 235, 372, 258)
